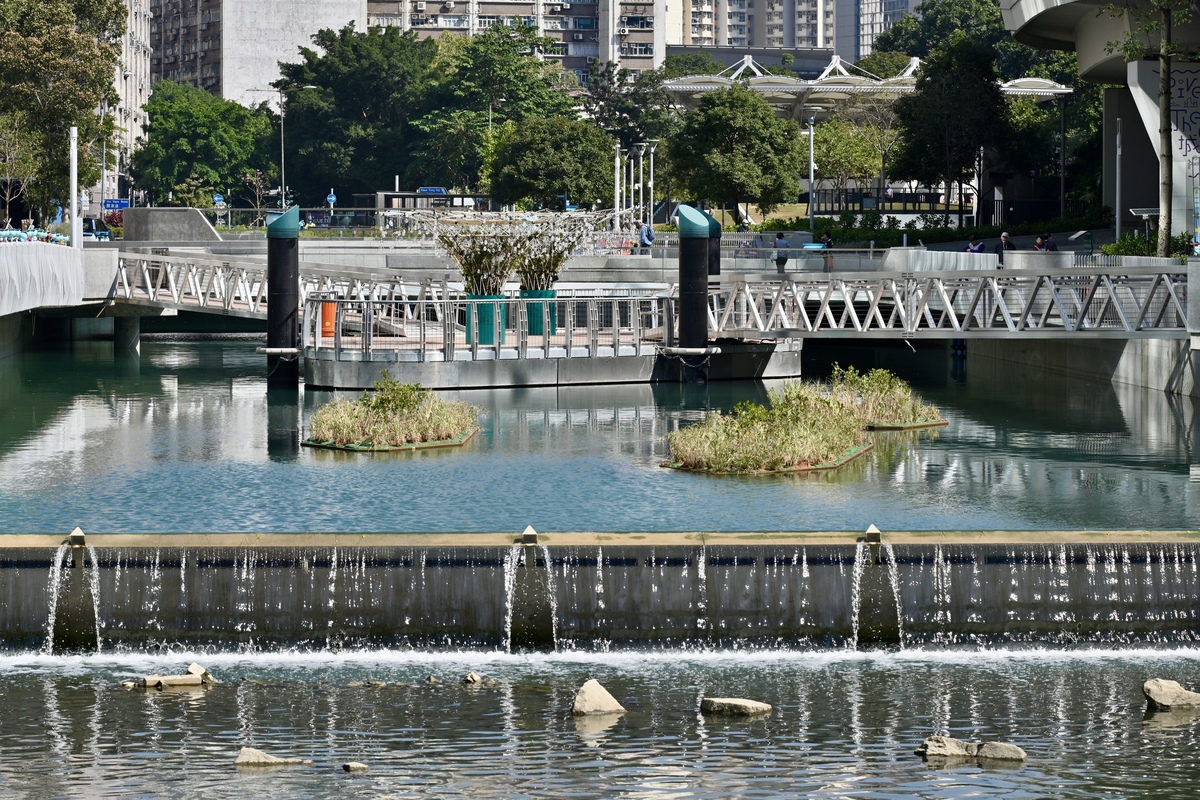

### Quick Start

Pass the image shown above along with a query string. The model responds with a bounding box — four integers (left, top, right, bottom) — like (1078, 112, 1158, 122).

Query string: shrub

(828, 364, 942, 426)
(309, 375, 479, 447)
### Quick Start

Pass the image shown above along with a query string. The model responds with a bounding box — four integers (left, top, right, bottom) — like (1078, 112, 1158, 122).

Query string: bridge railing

(302, 294, 671, 362)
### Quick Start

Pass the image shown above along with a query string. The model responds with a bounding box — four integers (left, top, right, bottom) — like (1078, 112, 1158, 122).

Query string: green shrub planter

(663, 442, 875, 475)
(465, 295, 507, 345)
(302, 426, 479, 452)
(520, 288, 557, 336)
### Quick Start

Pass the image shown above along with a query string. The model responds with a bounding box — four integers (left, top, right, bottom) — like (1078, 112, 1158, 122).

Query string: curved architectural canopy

(662, 54, 1072, 120)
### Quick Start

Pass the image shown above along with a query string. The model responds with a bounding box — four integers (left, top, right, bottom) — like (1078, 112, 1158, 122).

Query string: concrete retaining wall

(972, 338, 1200, 397)
(5, 536, 1197, 651)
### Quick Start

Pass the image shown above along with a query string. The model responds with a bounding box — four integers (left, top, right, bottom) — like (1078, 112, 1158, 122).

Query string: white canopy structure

(662, 54, 1072, 121)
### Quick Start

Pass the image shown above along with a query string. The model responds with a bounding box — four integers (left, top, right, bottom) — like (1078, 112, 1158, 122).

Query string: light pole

(807, 117, 816, 232)
(1116, 117, 1123, 240)
(249, 85, 316, 208)
(647, 141, 658, 225)
(613, 144, 621, 231)
(636, 143, 646, 224)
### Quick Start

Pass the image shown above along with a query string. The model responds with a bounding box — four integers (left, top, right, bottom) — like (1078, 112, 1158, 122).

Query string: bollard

(675, 205, 712, 383)
(266, 207, 300, 389)
(705, 210, 722, 277)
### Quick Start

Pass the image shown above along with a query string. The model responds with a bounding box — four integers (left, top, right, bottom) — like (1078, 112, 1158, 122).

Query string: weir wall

(4, 535, 1198, 651)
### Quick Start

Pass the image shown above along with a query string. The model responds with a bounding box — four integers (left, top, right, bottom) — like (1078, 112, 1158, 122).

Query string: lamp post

(807, 116, 816, 232)
(636, 143, 646, 224)
(249, 85, 317, 208)
(647, 140, 658, 225)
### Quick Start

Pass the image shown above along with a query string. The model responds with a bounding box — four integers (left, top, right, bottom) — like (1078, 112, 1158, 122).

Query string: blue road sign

(326, 193, 337, 205)
(102, 198, 130, 211)
(416, 186, 447, 194)
(213, 193, 224, 204)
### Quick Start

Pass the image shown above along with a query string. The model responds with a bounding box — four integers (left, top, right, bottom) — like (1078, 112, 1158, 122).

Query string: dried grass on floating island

(664, 366, 944, 475)
(305, 376, 480, 452)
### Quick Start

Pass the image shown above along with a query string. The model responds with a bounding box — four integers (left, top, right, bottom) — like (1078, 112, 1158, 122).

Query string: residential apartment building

(833, 0, 913, 60)
(149, 0, 368, 106)
(90, 0, 154, 215)
(748, 0, 833, 49)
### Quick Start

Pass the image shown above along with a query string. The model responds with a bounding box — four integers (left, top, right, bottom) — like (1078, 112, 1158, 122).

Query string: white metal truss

(708, 268, 1191, 339)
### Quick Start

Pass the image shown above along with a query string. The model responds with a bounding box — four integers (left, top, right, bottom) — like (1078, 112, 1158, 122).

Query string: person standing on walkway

(638, 220, 655, 254)
(965, 234, 985, 253)
(774, 232, 791, 273)
(994, 231, 1015, 266)
(820, 231, 834, 272)
(1042, 233, 1058, 251)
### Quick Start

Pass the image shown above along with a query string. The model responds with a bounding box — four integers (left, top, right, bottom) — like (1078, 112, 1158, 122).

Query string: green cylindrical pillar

(676, 205, 711, 364)
(266, 206, 300, 389)
(704, 211, 722, 276)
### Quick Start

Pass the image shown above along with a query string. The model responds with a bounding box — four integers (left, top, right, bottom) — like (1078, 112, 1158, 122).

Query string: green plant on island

(309, 375, 479, 448)
(828, 364, 943, 427)
(515, 216, 603, 290)
(666, 367, 942, 474)
(667, 381, 865, 473)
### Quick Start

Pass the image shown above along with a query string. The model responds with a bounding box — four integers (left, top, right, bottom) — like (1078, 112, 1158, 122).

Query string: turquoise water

(3, 339, 1200, 798)
(1, 649, 1199, 798)
(0, 339, 1194, 534)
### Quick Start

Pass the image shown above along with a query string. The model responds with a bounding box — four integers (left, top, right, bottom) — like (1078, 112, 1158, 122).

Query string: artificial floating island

(303, 375, 480, 452)
(664, 365, 944, 475)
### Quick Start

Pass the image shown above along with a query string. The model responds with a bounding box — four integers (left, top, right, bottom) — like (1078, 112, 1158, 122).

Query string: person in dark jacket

(994, 231, 1015, 265)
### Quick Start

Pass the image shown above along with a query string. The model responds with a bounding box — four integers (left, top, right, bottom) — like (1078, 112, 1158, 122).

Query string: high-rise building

(749, 0, 833, 49)
(832, 0, 913, 60)
(90, 0, 154, 215)
(149, 0, 368, 105)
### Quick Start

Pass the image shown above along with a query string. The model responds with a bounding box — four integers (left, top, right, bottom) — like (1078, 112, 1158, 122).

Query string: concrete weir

(3, 531, 1199, 652)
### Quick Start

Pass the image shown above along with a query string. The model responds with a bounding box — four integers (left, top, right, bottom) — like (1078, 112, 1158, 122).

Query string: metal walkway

(98, 252, 1194, 350)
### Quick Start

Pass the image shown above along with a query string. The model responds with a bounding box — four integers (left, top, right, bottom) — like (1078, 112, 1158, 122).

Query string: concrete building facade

(149, 0, 368, 106)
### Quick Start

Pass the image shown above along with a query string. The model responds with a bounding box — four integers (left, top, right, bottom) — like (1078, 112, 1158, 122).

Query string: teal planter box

(466, 295, 507, 345)
(520, 289, 557, 336)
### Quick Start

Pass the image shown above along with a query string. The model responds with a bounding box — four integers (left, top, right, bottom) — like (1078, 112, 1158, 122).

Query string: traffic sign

(326, 193, 337, 205)
(213, 193, 223, 204)
(102, 198, 130, 211)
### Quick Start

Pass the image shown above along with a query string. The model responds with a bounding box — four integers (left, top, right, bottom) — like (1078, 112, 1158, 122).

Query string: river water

(1, 338, 1199, 798)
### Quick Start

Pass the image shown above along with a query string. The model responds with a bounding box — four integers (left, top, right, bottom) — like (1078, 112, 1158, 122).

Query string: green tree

(130, 81, 275, 205)
(0, 0, 126, 215)
(813, 117, 881, 194)
(1104, 0, 1198, 255)
(0, 111, 41, 226)
(585, 62, 679, 149)
(489, 117, 615, 209)
(894, 32, 1005, 225)
(276, 25, 439, 204)
(854, 50, 914, 78)
(668, 84, 805, 215)
(661, 52, 727, 78)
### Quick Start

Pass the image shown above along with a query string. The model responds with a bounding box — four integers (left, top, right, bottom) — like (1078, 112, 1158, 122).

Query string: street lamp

(807, 116, 815, 231)
(249, 85, 317, 208)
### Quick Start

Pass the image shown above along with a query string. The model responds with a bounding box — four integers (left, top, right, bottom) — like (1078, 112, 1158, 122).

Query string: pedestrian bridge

(89, 249, 1194, 343)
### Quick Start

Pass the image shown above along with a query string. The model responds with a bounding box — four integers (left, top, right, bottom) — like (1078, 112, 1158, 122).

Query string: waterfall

(849, 540, 866, 650)
(538, 543, 559, 648)
(881, 543, 905, 648)
(41, 545, 69, 655)
(85, 544, 102, 652)
(502, 543, 521, 653)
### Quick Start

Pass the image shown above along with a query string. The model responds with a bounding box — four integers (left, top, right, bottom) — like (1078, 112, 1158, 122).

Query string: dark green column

(266, 206, 300, 389)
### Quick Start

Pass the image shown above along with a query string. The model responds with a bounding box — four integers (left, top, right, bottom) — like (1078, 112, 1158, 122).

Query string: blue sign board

(326, 193, 337, 205)
(102, 198, 130, 211)
(213, 193, 224, 204)
(416, 186, 448, 194)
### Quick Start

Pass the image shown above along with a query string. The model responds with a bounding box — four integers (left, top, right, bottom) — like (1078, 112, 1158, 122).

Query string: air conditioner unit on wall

(586, 56, 596, 63)
(572, 32, 584, 40)
(618, 26, 629, 34)
(416, 1, 425, 7)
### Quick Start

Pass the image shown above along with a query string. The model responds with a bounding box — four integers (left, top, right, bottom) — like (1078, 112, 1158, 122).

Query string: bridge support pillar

(676, 205, 714, 383)
(114, 317, 140, 353)
(266, 207, 300, 390)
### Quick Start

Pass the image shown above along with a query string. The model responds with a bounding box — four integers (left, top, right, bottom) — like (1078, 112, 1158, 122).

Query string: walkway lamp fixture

(249, 85, 317, 208)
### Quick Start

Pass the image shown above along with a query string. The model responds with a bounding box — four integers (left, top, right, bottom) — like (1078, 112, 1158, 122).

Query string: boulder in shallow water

(915, 736, 976, 758)
(699, 697, 772, 716)
(573, 679, 626, 715)
(186, 663, 218, 683)
(976, 742, 1027, 761)
(1144, 678, 1200, 710)
(143, 674, 203, 689)
(343, 762, 369, 772)
(463, 672, 483, 685)
(234, 747, 314, 767)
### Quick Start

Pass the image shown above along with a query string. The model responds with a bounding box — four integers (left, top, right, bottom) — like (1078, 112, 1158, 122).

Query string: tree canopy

(668, 84, 805, 214)
(489, 117, 615, 209)
(130, 81, 275, 205)
(814, 117, 880, 193)
(0, 0, 126, 212)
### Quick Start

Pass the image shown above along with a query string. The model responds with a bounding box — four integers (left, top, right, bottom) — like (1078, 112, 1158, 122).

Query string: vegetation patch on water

(665, 367, 942, 474)
(304, 375, 480, 452)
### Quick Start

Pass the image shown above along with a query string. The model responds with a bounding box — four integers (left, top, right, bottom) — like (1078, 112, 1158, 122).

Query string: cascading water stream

(538, 543, 559, 649)
(502, 543, 522, 654)
(880, 543, 904, 649)
(848, 541, 866, 650)
(41, 545, 69, 655)
(85, 545, 103, 652)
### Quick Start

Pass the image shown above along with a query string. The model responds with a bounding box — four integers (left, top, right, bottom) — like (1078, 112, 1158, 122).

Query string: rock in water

(1144, 678, 1200, 710)
(915, 736, 976, 758)
(463, 672, 483, 685)
(699, 698, 772, 716)
(572, 679, 626, 715)
(234, 747, 314, 767)
(343, 762, 369, 772)
(976, 742, 1027, 761)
